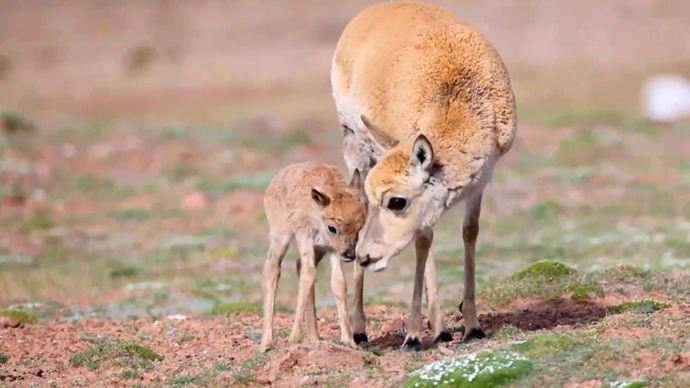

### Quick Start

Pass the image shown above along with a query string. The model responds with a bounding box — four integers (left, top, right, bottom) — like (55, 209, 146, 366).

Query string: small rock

(1, 316, 23, 329)
(438, 345, 454, 356)
(256, 373, 272, 385)
(183, 192, 209, 211)
(381, 318, 405, 333)
(246, 331, 262, 343)
(166, 314, 188, 321)
(641, 74, 690, 123)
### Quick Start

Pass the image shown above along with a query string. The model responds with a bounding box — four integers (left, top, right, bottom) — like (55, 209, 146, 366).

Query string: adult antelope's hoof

(434, 330, 453, 344)
(462, 327, 487, 343)
(353, 332, 368, 345)
(401, 337, 424, 352)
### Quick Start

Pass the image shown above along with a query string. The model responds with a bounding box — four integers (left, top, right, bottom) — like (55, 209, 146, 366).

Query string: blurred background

(1, 0, 689, 319)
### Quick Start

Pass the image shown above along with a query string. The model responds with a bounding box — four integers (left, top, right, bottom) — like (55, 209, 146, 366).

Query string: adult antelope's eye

(327, 225, 339, 235)
(387, 197, 407, 211)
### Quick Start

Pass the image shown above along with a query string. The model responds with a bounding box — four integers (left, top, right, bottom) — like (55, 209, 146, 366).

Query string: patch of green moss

(120, 370, 142, 380)
(607, 380, 648, 388)
(0, 353, 9, 364)
(405, 350, 532, 388)
(612, 300, 669, 315)
(512, 261, 576, 281)
(0, 308, 38, 324)
(69, 340, 163, 370)
(1, 110, 37, 135)
(109, 266, 140, 279)
(205, 301, 260, 317)
(206, 248, 239, 262)
(513, 333, 578, 358)
(565, 283, 605, 301)
(19, 216, 56, 234)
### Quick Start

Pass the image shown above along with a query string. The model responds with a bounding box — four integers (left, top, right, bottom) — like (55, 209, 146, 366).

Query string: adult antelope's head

(355, 116, 451, 272)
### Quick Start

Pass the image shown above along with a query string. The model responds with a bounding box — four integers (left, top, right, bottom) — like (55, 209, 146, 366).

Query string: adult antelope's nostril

(359, 255, 371, 267)
(342, 247, 356, 261)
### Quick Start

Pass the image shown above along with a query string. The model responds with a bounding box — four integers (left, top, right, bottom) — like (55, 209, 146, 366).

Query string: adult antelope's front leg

(423, 250, 452, 343)
(459, 192, 486, 342)
(402, 232, 432, 352)
(351, 263, 367, 344)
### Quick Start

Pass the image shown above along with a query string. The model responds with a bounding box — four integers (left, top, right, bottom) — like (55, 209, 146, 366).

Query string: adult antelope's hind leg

(260, 228, 292, 353)
(423, 250, 452, 344)
(402, 233, 432, 352)
(459, 192, 486, 343)
(351, 262, 367, 344)
(329, 253, 355, 346)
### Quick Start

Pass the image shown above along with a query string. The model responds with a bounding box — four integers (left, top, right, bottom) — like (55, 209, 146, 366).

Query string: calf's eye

(387, 197, 407, 211)
(327, 225, 339, 235)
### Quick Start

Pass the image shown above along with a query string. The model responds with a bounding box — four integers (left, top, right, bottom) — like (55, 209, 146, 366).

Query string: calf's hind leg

(296, 249, 327, 343)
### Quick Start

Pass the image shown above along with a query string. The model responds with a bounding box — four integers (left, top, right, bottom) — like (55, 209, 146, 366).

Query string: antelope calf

(260, 162, 366, 353)
(331, 1, 517, 351)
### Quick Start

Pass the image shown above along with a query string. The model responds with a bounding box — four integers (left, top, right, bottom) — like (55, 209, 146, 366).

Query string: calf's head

(311, 169, 367, 262)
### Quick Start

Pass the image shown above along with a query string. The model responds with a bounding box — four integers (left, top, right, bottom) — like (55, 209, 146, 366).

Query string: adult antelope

(331, 1, 516, 351)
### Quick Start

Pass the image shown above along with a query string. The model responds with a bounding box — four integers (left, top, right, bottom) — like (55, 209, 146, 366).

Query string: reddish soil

(2, 294, 687, 387)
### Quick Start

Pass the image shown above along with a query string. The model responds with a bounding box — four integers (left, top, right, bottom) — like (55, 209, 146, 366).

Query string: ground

(1, 1, 689, 387)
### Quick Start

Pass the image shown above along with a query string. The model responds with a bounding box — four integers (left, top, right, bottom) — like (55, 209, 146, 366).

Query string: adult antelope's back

(331, 1, 517, 348)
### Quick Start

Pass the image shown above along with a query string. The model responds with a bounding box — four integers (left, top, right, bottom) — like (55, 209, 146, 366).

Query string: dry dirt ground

(1, 1, 690, 387)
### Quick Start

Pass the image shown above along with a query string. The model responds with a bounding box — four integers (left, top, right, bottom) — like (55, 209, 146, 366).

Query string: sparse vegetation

(513, 333, 579, 358)
(612, 300, 669, 314)
(69, 339, 163, 370)
(204, 301, 260, 316)
(1, 2, 689, 386)
(512, 261, 577, 281)
(405, 351, 532, 388)
(0, 308, 38, 324)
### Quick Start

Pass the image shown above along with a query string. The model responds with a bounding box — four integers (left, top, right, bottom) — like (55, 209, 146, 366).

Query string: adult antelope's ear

(361, 115, 399, 148)
(349, 168, 362, 190)
(311, 188, 331, 208)
(410, 134, 434, 172)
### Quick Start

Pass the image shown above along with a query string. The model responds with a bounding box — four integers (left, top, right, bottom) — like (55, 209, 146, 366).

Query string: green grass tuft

(493, 325, 521, 340)
(565, 283, 605, 301)
(1, 110, 37, 135)
(69, 339, 163, 370)
(205, 301, 260, 316)
(0, 353, 8, 364)
(19, 216, 56, 234)
(0, 308, 38, 324)
(612, 300, 669, 315)
(109, 266, 140, 279)
(512, 261, 577, 280)
(196, 170, 275, 195)
(480, 261, 592, 306)
(513, 333, 579, 358)
(405, 350, 532, 388)
(608, 381, 649, 388)
(120, 369, 142, 380)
